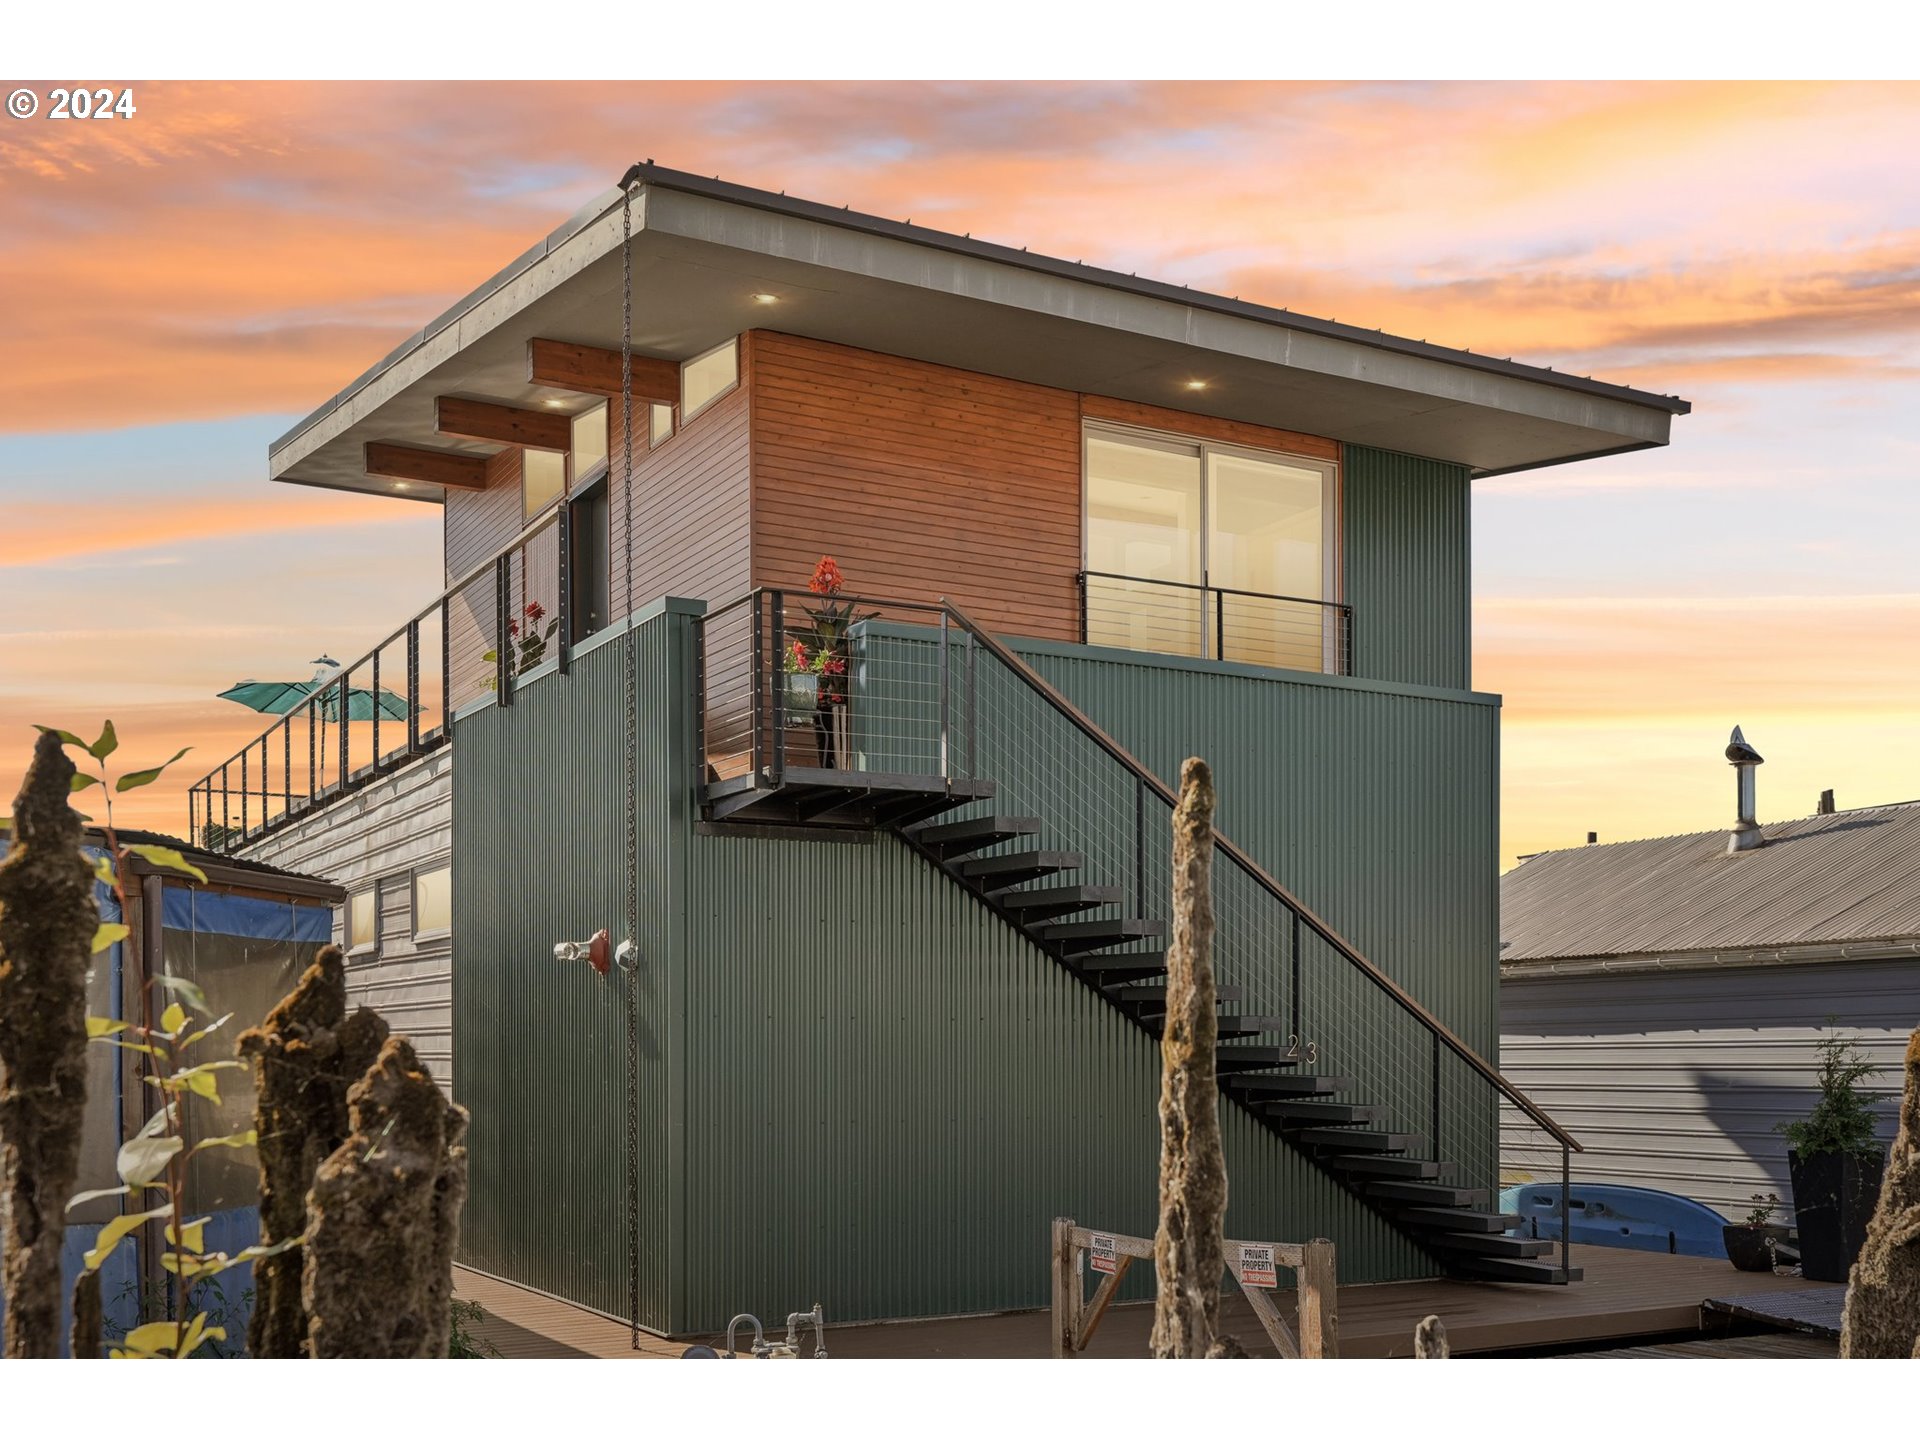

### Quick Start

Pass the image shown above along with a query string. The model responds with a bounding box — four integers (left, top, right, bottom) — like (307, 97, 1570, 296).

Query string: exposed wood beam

(364, 442, 490, 491)
(435, 396, 572, 452)
(527, 338, 678, 404)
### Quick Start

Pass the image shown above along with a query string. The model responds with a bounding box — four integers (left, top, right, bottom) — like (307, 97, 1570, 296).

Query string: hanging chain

(620, 176, 642, 1352)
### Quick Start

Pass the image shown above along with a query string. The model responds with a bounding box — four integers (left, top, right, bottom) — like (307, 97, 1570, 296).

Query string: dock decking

(455, 1246, 1842, 1359)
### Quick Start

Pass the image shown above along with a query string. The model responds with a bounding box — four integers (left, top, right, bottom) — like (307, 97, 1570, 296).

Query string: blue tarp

(163, 886, 332, 944)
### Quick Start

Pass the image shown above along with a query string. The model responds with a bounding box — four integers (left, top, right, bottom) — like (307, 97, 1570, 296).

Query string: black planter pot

(1723, 1224, 1791, 1272)
(1788, 1147, 1886, 1282)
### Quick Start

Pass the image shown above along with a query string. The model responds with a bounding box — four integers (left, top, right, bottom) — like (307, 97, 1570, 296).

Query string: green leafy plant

(1779, 1028, 1883, 1161)
(42, 720, 296, 1359)
(1743, 1192, 1782, 1227)
(449, 1297, 500, 1359)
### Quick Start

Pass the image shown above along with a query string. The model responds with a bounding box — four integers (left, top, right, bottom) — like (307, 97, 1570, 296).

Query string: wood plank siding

(747, 331, 1085, 641)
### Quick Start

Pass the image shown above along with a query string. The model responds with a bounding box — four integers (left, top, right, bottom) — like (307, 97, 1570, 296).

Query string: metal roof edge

(1501, 938, 1920, 979)
(271, 161, 1691, 463)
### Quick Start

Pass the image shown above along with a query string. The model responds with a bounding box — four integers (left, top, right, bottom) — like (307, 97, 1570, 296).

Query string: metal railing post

(337, 673, 349, 787)
(557, 505, 573, 676)
(1133, 776, 1146, 917)
(749, 593, 765, 780)
(282, 717, 292, 817)
(691, 613, 710, 798)
(406, 619, 422, 755)
(494, 554, 513, 706)
(307, 702, 316, 805)
(189, 787, 198, 848)
(1214, 587, 1226, 662)
(938, 610, 951, 783)
(769, 591, 786, 785)
(440, 596, 452, 733)
(240, 746, 249, 838)
(220, 764, 230, 851)
(1561, 1144, 1572, 1281)
(1430, 1032, 1442, 1161)
(965, 629, 977, 779)
(1290, 909, 1303, 1043)
(371, 647, 381, 769)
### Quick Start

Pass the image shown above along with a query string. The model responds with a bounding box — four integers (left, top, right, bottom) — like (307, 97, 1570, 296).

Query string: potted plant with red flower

(483, 600, 560, 688)
(784, 556, 873, 767)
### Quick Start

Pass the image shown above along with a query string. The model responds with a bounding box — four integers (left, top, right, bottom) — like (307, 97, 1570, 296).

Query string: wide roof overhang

(271, 164, 1690, 502)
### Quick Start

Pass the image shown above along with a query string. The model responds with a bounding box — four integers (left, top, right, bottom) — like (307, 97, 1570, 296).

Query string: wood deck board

(1576, 1332, 1838, 1360)
(454, 1247, 1842, 1360)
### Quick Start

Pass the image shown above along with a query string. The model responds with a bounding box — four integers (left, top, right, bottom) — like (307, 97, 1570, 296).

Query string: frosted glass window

(681, 339, 738, 421)
(522, 449, 566, 520)
(347, 889, 376, 952)
(650, 402, 675, 446)
(570, 402, 608, 479)
(414, 864, 452, 937)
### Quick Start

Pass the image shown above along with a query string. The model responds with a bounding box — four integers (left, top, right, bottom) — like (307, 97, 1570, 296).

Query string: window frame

(345, 885, 379, 957)
(678, 337, 739, 424)
(411, 860, 453, 942)
(521, 446, 570, 523)
(1080, 419, 1343, 670)
(1081, 420, 1341, 603)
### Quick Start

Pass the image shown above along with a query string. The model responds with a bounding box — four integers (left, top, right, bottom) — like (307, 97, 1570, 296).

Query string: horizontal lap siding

(748, 331, 1083, 642)
(611, 376, 751, 619)
(236, 750, 456, 1093)
(445, 448, 526, 584)
(1500, 960, 1916, 1215)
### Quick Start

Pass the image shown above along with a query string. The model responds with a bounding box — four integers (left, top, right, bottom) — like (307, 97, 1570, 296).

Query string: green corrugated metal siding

(455, 598, 1499, 1335)
(451, 605, 694, 1331)
(1343, 445, 1472, 690)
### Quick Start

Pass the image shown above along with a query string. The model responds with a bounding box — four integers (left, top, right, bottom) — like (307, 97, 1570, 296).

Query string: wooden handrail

(939, 595, 1581, 1153)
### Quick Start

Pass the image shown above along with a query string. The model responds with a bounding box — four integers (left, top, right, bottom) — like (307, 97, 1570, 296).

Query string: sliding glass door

(1084, 424, 1338, 672)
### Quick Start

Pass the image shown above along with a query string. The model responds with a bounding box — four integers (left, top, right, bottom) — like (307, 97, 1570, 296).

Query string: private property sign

(1089, 1232, 1118, 1275)
(1237, 1242, 1277, 1288)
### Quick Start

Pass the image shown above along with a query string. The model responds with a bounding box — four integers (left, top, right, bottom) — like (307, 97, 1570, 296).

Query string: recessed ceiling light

(1185, 380, 1209, 391)
(752, 292, 779, 304)
(543, 397, 568, 408)
(394, 481, 409, 490)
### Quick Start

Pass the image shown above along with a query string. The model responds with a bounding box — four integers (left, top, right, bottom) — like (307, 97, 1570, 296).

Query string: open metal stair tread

(910, 814, 1041, 857)
(1292, 1127, 1424, 1153)
(1393, 1207, 1523, 1232)
(998, 885, 1122, 918)
(1325, 1154, 1453, 1180)
(1030, 917, 1167, 953)
(1220, 1074, 1349, 1096)
(1110, 982, 1245, 1012)
(955, 850, 1083, 888)
(1073, 951, 1169, 981)
(1361, 1180, 1489, 1208)
(707, 771, 996, 827)
(1256, 1099, 1379, 1124)
(1211, 1046, 1306, 1073)
(1419, 1231, 1556, 1259)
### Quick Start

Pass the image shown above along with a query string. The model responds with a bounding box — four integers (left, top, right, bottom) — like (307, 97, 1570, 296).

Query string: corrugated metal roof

(1501, 801, 1920, 962)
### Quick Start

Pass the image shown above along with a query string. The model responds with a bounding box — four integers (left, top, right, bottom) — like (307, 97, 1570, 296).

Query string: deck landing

(455, 1246, 1841, 1359)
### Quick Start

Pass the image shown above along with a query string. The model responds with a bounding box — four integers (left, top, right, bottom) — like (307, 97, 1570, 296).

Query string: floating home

(207, 163, 1690, 1337)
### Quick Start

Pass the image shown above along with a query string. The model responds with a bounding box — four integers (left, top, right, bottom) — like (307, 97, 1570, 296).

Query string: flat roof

(272, 162, 1691, 500)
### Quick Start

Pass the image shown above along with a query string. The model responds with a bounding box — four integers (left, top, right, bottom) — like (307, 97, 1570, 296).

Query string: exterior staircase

(696, 587, 1581, 1286)
(893, 807, 1576, 1284)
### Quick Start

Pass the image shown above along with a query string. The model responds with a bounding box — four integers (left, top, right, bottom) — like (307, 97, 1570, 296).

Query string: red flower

(789, 639, 808, 666)
(508, 621, 520, 636)
(821, 655, 846, 677)
(808, 555, 845, 595)
(525, 600, 546, 622)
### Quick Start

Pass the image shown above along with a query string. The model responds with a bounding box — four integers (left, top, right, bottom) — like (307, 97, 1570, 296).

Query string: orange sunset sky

(1, 80, 1916, 865)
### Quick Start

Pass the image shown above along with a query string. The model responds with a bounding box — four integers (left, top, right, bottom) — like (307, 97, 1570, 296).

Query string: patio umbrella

(218, 658, 415, 773)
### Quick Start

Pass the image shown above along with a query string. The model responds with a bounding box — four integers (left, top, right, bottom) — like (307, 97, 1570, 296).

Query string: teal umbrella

(217, 657, 412, 722)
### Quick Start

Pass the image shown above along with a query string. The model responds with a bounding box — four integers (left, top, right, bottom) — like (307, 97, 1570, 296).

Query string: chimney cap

(1726, 725, 1765, 766)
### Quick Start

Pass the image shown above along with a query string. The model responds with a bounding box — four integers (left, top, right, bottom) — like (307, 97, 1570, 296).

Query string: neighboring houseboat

(1500, 733, 1916, 1219)
(190, 163, 1690, 1336)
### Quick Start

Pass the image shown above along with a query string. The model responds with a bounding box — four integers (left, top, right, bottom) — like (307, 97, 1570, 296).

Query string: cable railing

(187, 508, 566, 854)
(696, 587, 1577, 1277)
(1078, 570, 1353, 676)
